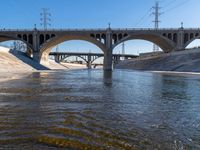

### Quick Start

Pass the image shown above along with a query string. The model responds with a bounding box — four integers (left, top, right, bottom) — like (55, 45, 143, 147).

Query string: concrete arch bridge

(0, 27, 199, 70)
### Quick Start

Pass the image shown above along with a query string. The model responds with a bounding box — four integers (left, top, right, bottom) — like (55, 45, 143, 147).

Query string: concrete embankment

(0, 47, 35, 72)
(115, 48, 200, 72)
(0, 46, 87, 72)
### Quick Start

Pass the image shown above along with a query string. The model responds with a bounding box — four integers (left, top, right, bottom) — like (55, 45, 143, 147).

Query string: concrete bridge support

(176, 29, 185, 50)
(103, 28, 113, 71)
(87, 61, 92, 69)
(87, 54, 92, 69)
(32, 30, 42, 63)
(55, 54, 60, 63)
(32, 52, 41, 63)
(103, 49, 113, 71)
(113, 55, 121, 67)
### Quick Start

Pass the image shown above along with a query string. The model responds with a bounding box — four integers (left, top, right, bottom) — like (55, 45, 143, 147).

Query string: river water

(0, 69, 200, 150)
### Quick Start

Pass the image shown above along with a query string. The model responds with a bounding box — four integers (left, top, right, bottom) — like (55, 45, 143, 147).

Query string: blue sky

(0, 0, 200, 56)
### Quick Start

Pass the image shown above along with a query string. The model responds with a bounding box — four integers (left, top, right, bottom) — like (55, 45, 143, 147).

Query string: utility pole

(40, 8, 51, 30)
(152, 1, 161, 52)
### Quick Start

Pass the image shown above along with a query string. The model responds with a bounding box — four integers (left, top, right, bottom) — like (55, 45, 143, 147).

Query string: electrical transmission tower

(40, 8, 51, 30)
(152, 1, 162, 52)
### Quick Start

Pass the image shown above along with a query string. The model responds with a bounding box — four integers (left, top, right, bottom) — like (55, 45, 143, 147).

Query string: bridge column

(55, 54, 60, 63)
(87, 61, 92, 69)
(33, 52, 41, 62)
(177, 28, 185, 50)
(113, 55, 120, 67)
(104, 28, 113, 71)
(32, 29, 41, 63)
(87, 54, 92, 69)
(104, 48, 113, 71)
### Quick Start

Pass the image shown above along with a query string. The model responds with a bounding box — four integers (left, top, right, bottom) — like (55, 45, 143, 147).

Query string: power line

(162, 0, 177, 8)
(163, 0, 191, 14)
(134, 0, 166, 27)
(134, 9, 151, 27)
(40, 8, 51, 30)
(134, 9, 151, 26)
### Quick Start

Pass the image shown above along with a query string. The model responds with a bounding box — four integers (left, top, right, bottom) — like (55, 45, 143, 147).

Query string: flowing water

(0, 69, 200, 150)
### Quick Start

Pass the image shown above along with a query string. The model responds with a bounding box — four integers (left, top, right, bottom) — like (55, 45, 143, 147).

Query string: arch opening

(173, 33, 177, 43)
(92, 56, 103, 63)
(51, 40, 103, 53)
(185, 39, 200, 49)
(113, 34, 175, 53)
(61, 56, 87, 64)
(47, 40, 104, 68)
(0, 37, 33, 58)
(113, 39, 164, 56)
(40, 34, 106, 54)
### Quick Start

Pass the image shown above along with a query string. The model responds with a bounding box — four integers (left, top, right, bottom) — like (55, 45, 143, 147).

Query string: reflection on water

(0, 69, 200, 149)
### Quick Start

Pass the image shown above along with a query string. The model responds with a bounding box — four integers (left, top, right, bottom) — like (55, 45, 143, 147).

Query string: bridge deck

(0, 28, 200, 32)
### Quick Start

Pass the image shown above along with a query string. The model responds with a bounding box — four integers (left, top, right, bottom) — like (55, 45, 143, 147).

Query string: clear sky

(0, 0, 200, 56)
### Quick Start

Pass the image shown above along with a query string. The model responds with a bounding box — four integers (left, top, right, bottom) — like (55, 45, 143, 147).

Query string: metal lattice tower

(152, 1, 161, 52)
(40, 8, 51, 30)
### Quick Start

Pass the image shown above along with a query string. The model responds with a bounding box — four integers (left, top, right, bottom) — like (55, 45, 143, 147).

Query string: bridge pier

(55, 54, 60, 63)
(113, 55, 121, 67)
(103, 49, 113, 71)
(87, 61, 92, 69)
(103, 27, 113, 71)
(32, 52, 41, 63)
(87, 54, 92, 69)
(33, 50, 51, 66)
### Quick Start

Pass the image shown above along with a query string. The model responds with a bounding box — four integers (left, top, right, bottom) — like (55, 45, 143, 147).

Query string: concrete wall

(0, 46, 10, 52)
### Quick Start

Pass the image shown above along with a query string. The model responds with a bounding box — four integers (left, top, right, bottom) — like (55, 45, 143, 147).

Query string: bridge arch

(184, 33, 200, 48)
(60, 55, 88, 64)
(39, 34, 106, 64)
(91, 56, 104, 64)
(59, 55, 114, 66)
(112, 33, 176, 53)
(0, 34, 34, 55)
(40, 34, 106, 53)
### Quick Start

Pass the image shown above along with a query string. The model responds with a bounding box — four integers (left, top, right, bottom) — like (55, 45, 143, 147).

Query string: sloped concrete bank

(115, 48, 200, 72)
(0, 47, 36, 72)
(0, 46, 86, 72)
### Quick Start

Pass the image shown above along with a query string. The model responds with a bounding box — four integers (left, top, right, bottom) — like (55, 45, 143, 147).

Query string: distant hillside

(115, 48, 200, 72)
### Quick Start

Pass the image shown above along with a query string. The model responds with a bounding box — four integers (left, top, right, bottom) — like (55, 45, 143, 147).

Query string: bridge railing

(111, 28, 200, 31)
(0, 28, 200, 32)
